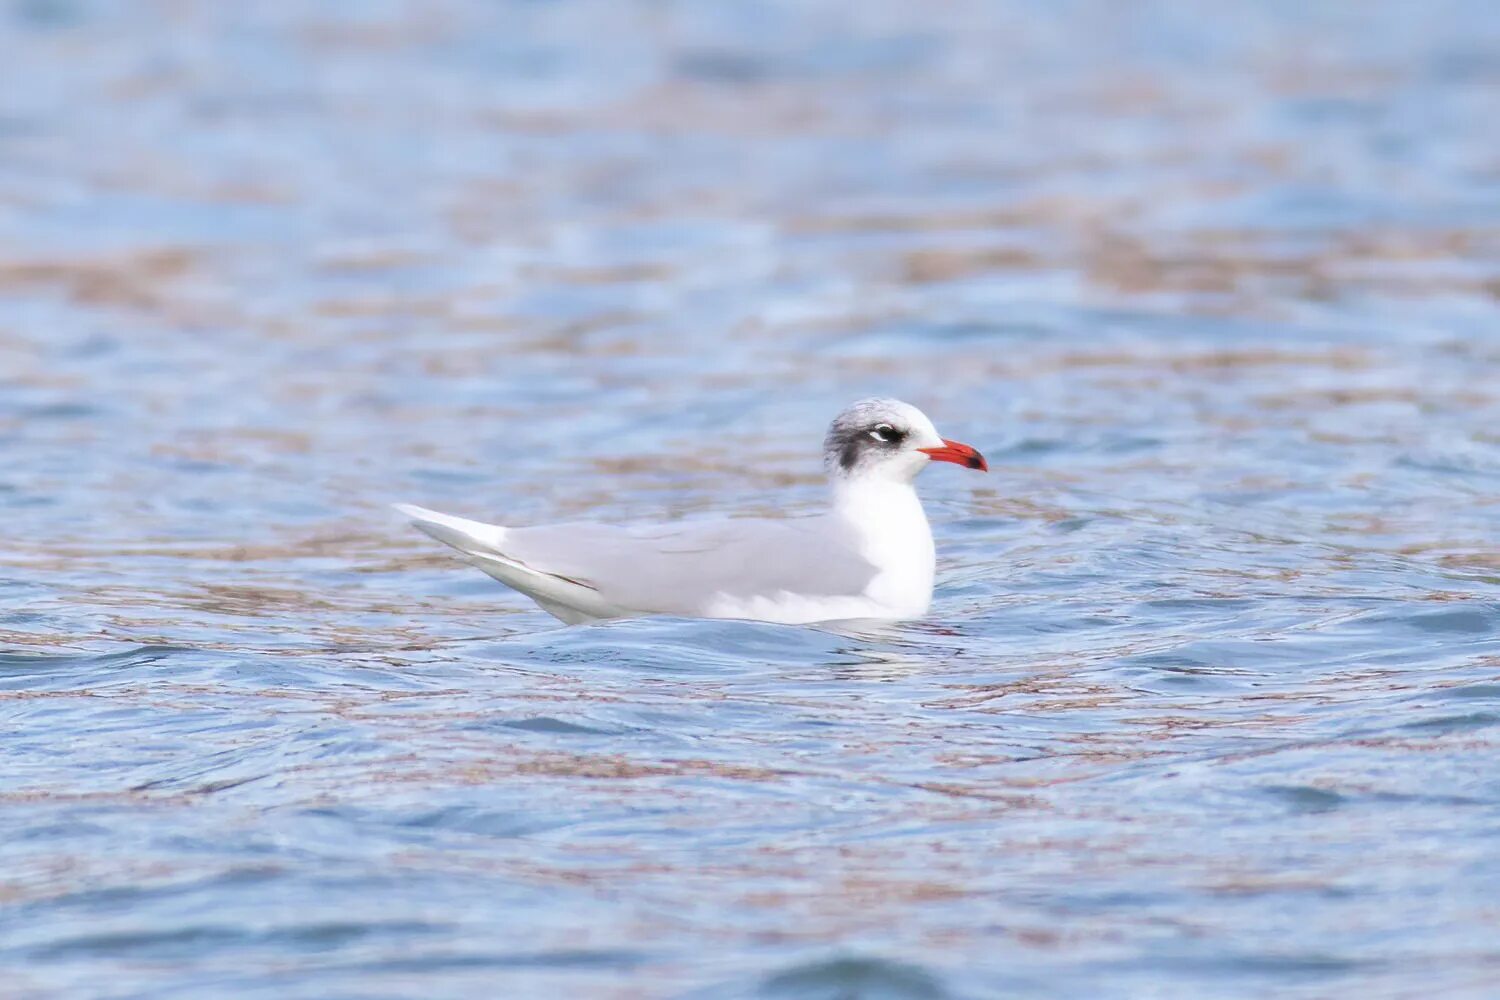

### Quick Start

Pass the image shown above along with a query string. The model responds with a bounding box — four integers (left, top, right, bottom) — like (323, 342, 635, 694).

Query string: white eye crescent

(868, 423, 899, 442)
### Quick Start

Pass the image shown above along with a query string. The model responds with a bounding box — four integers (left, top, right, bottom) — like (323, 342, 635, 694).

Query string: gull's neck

(831, 473, 924, 524)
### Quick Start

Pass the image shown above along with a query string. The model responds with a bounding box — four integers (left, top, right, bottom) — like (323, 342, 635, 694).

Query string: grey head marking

(823, 398, 914, 474)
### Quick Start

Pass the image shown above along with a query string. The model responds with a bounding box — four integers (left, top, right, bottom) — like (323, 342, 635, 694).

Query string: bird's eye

(868, 423, 902, 443)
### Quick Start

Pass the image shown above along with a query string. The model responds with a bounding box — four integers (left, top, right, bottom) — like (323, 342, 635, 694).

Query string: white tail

(393, 503, 621, 623)
(393, 503, 508, 554)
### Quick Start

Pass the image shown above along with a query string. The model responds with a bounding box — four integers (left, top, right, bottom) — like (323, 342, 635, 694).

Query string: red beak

(918, 438, 988, 471)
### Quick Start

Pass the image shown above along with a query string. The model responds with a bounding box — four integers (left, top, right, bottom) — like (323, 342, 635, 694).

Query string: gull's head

(823, 398, 987, 484)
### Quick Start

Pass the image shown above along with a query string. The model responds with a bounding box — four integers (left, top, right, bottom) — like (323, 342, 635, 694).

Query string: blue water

(4, 1, 1500, 997)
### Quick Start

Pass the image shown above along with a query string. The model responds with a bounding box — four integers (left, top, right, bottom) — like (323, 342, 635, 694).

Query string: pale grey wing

(499, 515, 878, 615)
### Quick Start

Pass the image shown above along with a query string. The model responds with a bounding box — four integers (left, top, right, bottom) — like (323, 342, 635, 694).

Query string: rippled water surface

(5, 2, 1500, 997)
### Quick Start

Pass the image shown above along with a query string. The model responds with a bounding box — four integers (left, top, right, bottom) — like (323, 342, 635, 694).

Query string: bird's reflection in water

(817, 617, 971, 681)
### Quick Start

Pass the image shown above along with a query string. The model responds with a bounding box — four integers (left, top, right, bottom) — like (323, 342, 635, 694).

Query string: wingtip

(392, 503, 431, 520)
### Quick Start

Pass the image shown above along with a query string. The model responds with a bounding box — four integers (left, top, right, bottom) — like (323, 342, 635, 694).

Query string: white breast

(831, 479, 936, 619)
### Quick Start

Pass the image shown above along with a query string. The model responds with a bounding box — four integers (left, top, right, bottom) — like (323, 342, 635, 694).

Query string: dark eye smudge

(838, 433, 863, 470)
(833, 424, 905, 470)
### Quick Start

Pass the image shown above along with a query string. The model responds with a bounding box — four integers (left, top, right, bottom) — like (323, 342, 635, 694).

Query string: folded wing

(500, 515, 879, 616)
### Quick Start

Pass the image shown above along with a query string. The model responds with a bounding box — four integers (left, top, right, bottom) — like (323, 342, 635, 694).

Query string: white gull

(396, 398, 986, 624)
